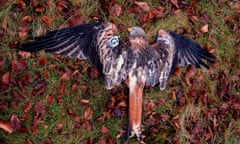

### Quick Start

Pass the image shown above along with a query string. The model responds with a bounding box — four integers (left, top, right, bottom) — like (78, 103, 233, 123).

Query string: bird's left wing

(20, 22, 128, 89)
(144, 30, 216, 90)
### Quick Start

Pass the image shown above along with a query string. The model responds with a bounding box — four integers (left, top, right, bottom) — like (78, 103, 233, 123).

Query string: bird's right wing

(20, 22, 128, 89)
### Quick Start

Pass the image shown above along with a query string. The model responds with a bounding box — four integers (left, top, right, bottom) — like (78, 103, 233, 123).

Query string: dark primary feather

(168, 31, 216, 72)
(21, 22, 105, 73)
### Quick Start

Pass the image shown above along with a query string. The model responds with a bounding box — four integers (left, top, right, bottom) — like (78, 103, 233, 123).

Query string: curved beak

(127, 27, 133, 32)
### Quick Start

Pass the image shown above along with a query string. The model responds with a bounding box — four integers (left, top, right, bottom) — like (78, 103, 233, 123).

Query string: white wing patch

(108, 36, 120, 48)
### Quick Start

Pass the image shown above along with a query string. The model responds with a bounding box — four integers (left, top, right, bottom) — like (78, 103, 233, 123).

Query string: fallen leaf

(42, 16, 52, 25)
(72, 15, 85, 26)
(46, 95, 55, 104)
(1, 71, 11, 85)
(13, 90, 25, 101)
(38, 57, 48, 65)
(101, 125, 109, 134)
(12, 60, 27, 71)
(110, 3, 123, 17)
(0, 56, 5, 70)
(34, 102, 46, 116)
(209, 34, 218, 45)
(17, 0, 26, 10)
(134, 1, 151, 11)
(18, 51, 31, 59)
(171, 0, 179, 9)
(200, 24, 208, 33)
(84, 107, 93, 120)
(10, 113, 21, 131)
(61, 71, 71, 81)
(185, 65, 196, 86)
(0, 121, 13, 133)
(21, 16, 33, 24)
(34, 5, 45, 13)
(31, 81, 46, 96)
(2, 16, 7, 29)
(79, 99, 90, 105)
(24, 72, 33, 84)
(24, 102, 33, 113)
(0, 100, 8, 111)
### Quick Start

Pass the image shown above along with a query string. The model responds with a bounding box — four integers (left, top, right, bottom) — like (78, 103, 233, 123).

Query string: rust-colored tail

(126, 70, 146, 144)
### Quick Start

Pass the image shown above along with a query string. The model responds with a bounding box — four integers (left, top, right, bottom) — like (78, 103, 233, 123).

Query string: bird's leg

(125, 70, 146, 143)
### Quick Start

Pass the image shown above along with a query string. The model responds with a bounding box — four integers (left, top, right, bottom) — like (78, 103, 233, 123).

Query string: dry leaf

(1, 72, 10, 85)
(61, 71, 71, 81)
(185, 65, 196, 86)
(134, 1, 150, 11)
(42, 16, 52, 25)
(0, 121, 13, 133)
(0, 57, 5, 70)
(110, 3, 123, 17)
(12, 60, 27, 71)
(101, 125, 109, 134)
(46, 95, 55, 104)
(84, 107, 93, 120)
(10, 113, 21, 131)
(200, 24, 208, 33)
(21, 16, 33, 24)
(171, 0, 179, 9)
(18, 51, 31, 59)
(2, 16, 7, 29)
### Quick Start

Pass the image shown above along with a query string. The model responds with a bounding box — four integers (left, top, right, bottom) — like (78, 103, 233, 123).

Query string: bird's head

(128, 26, 146, 38)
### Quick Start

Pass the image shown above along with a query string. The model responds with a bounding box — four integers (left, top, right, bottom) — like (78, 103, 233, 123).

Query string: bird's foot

(124, 129, 145, 144)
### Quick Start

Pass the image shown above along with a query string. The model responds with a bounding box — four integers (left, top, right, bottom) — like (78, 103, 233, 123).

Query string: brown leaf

(61, 71, 71, 81)
(79, 99, 90, 105)
(24, 102, 33, 113)
(18, 51, 31, 59)
(185, 65, 196, 86)
(82, 120, 92, 130)
(0, 100, 8, 111)
(21, 16, 33, 24)
(72, 15, 85, 26)
(32, 0, 39, 7)
(134, 1, 151, 11)
(0, 56, 5, 70)
(41, 16, 52, 25)
(101, 125, 109, 134)
(10, 114, 21, 131)
(34, 102, 46, 116)
(46, 95, 55, 104)
(57, 0, 70, 12)
(2, 16, 7, 29)
(171, 0, 179, 9)
(12, 60, 27, 71)
(32, 81, 46, 96)
(1, 72, 11, 85)
(84, 107, 93, 120)
(13, 90, 25, 101)
(17, 0, 26, 10)
(34, 5, 45, 13)
(0, 121, 13, 133)
(200, 24, 208, 33)
(110, 3, 123, 17)
(24, 72, 33, 84)
(58, 82, 65, 95)
(38, 57, 48, 65)
(209, 34, 218, 45)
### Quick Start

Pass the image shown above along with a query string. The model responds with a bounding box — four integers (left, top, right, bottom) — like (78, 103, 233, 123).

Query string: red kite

(20, 22, 215, 143)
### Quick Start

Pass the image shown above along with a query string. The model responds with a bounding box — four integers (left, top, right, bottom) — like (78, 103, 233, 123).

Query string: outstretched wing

(20, 22, 128, 89)
(145, 29, 215, 90)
